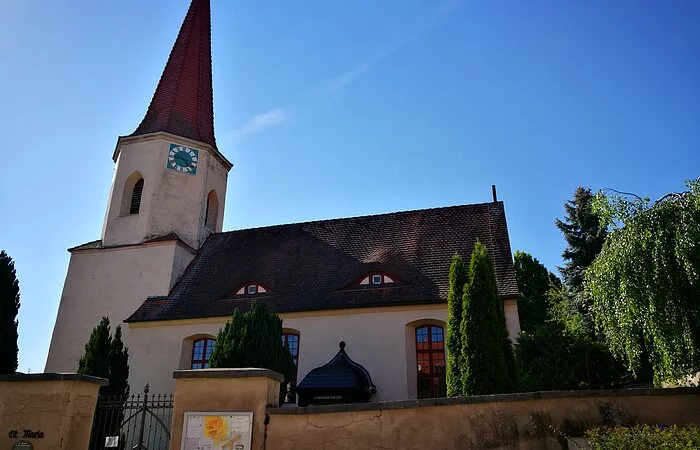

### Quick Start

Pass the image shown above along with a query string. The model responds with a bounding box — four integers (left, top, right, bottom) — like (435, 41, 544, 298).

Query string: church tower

(103, 0, 231, 250)
(45, 0, 230, 377)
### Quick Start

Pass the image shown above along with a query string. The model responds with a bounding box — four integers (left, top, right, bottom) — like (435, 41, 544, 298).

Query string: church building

(45, 0, 520, 403)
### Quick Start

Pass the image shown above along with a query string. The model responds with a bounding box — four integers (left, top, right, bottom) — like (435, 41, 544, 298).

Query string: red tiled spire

(130, 0, 216, 149)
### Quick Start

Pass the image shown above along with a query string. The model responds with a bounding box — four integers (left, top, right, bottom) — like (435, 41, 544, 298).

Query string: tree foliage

(514, 251, 561, 333)
(555, 187, 608, 323)
(586, 180, 700, 384)
(78, 317, 130, 398)
(446, 253, 468, 397)
(515, 266, 627, 391)
(461, 241, 515, 395)
(0, 250, 20, 374)
(209, 301, 293, 402)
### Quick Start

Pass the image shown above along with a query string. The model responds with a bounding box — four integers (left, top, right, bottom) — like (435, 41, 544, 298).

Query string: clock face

(166, 144, 199, 175)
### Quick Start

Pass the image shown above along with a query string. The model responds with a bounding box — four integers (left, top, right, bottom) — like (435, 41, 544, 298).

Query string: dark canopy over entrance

(296, 341, 377, 407)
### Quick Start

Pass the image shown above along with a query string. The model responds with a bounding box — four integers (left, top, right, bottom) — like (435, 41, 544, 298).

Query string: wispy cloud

(222, 0, 462, 148)
(232, 108, 289, 138)
(319, 0, 463, 99)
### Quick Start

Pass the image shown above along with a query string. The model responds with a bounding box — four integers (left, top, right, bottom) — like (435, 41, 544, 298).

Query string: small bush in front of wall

(587, 424, 700, 449)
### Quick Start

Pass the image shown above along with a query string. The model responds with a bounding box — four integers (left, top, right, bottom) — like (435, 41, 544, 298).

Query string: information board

(180, 412, 253, 450)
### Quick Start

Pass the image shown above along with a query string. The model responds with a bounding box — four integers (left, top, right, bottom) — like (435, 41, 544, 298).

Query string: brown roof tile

(130, 0, 216, 148)
(127, 202, 519, 322)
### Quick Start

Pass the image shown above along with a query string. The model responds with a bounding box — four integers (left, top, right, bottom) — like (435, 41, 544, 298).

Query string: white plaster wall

(504, 299, 521, 340)
(127, 307, 446, 399)
(102, 134, 228, 249)
(44, 242, 194, 376)
(125, 300, 521, 399)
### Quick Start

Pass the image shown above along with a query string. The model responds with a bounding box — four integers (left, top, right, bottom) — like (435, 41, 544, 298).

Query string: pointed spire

(130, 0, 216, 149)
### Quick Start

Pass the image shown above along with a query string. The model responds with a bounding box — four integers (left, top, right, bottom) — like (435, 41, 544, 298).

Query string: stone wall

(0, 373, 107, 449)
(266, 388, 700, 449)
(169, 369, 283, 450)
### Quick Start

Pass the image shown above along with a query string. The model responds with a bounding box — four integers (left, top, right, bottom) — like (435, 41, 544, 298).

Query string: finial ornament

(339, 341, 346, 350)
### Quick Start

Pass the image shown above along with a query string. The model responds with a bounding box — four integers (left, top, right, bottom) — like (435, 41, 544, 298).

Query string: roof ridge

(216, 201, 503, 236)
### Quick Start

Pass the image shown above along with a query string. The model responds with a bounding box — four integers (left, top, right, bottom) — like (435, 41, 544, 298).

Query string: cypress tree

(0, 250, 20, 374)
(460, 241, 510, 395)
(78, 317, 130, 397)
(446, 253, 468, 397)
(108, 326, 130, 399)
(209, 301, 293, 404)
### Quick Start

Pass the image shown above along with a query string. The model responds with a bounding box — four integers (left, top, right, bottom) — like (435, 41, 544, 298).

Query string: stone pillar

(169, 368, 283, 450)
(0, 373, 108, 449)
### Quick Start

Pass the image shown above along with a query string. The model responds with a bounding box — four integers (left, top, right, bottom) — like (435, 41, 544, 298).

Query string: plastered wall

(127, 303, 520, 399)
(0, 374, 106, 450)
(265, 388, 700, 449)
(103, 133, 229, 249)
(45, 241, 194, 378)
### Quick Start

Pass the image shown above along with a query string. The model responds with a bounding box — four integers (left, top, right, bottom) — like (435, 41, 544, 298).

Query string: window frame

(415, 325, 446, 399)
(191, 338, 216, 369)
(281, 332, 300, 403)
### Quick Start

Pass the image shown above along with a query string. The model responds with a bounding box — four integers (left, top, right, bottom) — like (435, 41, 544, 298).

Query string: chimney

(492, 185, 497, 202)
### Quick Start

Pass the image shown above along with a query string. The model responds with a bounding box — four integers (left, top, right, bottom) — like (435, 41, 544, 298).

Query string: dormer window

(358, 273, 395, 286)
(234, 283, 267, 296)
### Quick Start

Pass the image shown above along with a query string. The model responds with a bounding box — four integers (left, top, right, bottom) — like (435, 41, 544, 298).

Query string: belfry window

(191, 338, 215, 369)
(205, 190, 219, 229)
(120, 172, 145, 216)
(130, 178, 144, 214)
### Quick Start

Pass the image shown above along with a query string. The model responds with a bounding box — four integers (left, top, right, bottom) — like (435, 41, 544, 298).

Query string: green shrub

(587, 424, 700, 449)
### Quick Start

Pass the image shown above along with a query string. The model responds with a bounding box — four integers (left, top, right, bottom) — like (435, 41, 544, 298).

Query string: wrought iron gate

(89, 384, 173, 450)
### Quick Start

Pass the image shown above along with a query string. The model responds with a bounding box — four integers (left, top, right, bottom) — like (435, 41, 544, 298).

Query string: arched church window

(416, 325, 446, 399)
(282, 332, 300, 403)
(130, 178, 144, 215)
(205, 190, 219, 229)
(191, 338, 215, 369)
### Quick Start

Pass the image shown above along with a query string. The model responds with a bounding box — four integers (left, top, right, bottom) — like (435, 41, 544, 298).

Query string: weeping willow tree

(586, 179, 700, 385)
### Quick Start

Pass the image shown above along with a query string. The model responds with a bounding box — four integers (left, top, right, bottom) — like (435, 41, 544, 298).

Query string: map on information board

(181, 412, 253, 450)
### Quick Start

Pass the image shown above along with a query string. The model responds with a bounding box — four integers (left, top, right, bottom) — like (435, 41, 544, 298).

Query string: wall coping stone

(0, 372, 109, 386)
(173, 368, 284, 382)
(268, 387, 700, 415)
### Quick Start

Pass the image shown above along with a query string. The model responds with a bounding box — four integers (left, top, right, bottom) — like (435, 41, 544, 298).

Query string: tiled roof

(127, 202, 519, 322)
(130, 0, 216, 149)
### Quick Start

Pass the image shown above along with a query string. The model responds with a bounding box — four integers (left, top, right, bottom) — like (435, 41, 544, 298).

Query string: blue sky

(1, 0, 698, 373)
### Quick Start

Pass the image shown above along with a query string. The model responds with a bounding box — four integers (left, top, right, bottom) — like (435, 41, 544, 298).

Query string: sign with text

(180, 412, 253, 450)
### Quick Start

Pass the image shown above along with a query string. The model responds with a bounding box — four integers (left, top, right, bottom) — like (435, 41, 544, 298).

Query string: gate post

(0, 373, 108, 449)
(169, 368, 283, 450)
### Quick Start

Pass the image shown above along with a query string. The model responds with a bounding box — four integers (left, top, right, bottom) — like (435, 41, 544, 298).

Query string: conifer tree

(78, 317, 130, 398)
(460, 241, 511, 395)
(0, 251, 20, 374)
(209, 301, 293, 403)
(555, 187, 608, 320)
(446, 253, 468, 397)
(514, 251, 561, 333)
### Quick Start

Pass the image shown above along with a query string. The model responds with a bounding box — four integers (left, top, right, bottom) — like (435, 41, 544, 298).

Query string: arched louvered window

(205, 190, 219, 229)
(129, 178, 144, 215)
(120, 172, 144, 216)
